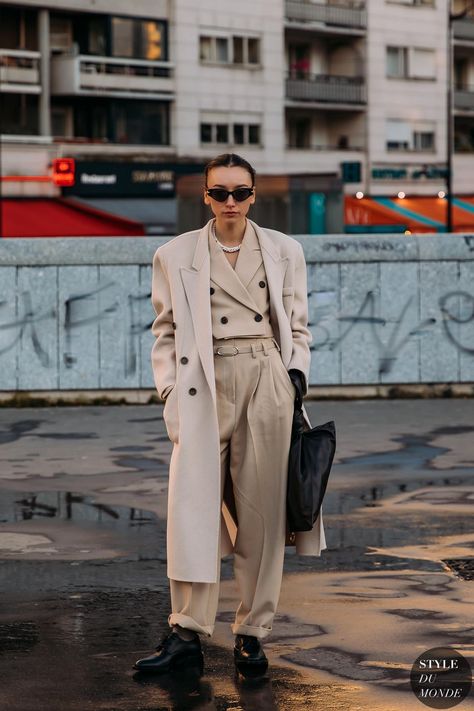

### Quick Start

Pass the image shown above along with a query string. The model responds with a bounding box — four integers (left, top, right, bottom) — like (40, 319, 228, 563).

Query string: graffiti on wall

(1, 278, 473, 382)
(0, 282, 153, 376)
(310, 289, 474, 376)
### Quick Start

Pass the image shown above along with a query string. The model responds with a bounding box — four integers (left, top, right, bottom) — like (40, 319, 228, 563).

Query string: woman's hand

(288, 369, 305, 411)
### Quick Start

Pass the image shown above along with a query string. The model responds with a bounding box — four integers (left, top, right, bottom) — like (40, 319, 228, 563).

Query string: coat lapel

(248, 218, 290, 358)
(209, 220, 259, 312)
(234, 219, 262, 288)
(180, 219, 216, 402)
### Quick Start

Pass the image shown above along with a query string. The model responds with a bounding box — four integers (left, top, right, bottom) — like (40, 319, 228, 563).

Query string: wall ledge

(0, 383, 473, 406)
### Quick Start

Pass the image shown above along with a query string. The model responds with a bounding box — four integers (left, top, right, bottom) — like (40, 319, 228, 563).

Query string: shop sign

(371, 165, 448, 181)
(63, 161, 186, 197)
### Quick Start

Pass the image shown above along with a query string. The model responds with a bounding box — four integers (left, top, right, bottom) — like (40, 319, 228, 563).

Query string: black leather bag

(286, 401, 336, 533)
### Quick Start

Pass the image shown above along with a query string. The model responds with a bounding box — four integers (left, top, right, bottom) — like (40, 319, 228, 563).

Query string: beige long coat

(151, 217, 327, 583)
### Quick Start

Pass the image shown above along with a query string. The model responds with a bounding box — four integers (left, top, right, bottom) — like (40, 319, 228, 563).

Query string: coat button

(221, 316, 228, 324)
(210, 287, 215, 295)
(254, 314, 263, 322)
(259, 280, 266, 288)
(188, 387, 197, 396)
(172, 322, 177, 330)
(180, 356, 188, 364)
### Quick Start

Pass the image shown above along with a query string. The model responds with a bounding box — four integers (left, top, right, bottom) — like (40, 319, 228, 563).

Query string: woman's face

(204, 165, 256, 222)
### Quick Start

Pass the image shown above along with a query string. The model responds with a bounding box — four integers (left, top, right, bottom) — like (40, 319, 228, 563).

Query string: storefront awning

(0, 198, 146, 238)
(345, 196, 474, 233)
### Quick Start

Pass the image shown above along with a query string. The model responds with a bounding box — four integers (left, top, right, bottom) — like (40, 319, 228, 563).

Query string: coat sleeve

(150, 248, 177, 400)
(287, 242, 312, 393)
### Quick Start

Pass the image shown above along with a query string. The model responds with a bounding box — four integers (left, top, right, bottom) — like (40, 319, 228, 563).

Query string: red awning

(0, 198, 146, 237)
(345, 196, 474, 233)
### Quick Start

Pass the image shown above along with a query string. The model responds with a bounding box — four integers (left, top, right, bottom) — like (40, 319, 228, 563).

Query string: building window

(0, 6, 38, 50)
(455, 117, 474, 152)
(74, 99, 169, 145)
(200, 118, 262, 146)
(413, 130, 435, 151)
(1, 94, 39, 135)
(216, 124, 229, 143)
(248, 124, 260, 144)
(386, 47, 408, 78)
(111, 17, 166, 60)
(88, 17, 107, 55)
(288, 118, 311, 148)
(386, 119, 435, 151)
(233, 123, 245, 144)
(200, 123, 212, 142)
(199, 34, 260, 66)
(386, 46, 435, 79)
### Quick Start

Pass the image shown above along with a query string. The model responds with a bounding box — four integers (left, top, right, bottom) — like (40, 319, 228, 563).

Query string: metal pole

(447, 1, 453, 233)
(38, 9, 51, 137)
(447, 1, 474, 233)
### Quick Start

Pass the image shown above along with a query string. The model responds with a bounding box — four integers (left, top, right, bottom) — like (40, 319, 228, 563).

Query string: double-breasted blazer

(151, 216, 327, 583)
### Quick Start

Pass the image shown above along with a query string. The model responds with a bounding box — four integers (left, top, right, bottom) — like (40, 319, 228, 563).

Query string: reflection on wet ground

(0, 401, 473, 710)
(1, 590, 355, 711)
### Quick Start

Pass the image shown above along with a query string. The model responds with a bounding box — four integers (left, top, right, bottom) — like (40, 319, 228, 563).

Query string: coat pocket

(282, 286, 295, 297)
(163, 385, 179, 444)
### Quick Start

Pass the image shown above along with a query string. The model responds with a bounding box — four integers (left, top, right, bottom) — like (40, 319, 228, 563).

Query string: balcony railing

(285, 1, 367, 30)
(51, 54, 174, 97)
(0, 49, 40, 90)
(452, 17, 474, 42)
(286, 73, 366, 104)
(455, 87, 474, 111)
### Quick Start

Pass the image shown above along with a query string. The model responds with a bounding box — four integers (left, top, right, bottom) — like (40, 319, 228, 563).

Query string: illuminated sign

(52, 158, 75, 186)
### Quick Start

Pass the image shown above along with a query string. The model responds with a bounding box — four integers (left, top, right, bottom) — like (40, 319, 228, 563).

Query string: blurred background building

(1, 0, 474, 236)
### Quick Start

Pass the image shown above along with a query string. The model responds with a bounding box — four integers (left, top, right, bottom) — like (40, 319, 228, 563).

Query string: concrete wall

(0, 233, 473, 391)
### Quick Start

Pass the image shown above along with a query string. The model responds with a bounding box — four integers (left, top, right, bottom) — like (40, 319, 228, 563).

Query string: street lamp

(447, 0, 474, 233)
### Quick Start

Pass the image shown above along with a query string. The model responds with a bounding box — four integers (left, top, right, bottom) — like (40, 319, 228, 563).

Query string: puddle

(0, 490, 156, 527)
(0, 490, 161, 559)
(338, 426, 474, 474)
(0, 419, 98, 445)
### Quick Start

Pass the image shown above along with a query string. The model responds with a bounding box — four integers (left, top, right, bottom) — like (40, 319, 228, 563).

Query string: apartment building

(1, 0, 473, 234)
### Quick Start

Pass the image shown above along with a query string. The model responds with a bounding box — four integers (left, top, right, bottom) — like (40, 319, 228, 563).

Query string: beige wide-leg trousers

(168, 336, 295, 640)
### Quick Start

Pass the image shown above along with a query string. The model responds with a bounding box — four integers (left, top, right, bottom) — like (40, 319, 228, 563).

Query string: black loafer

(133, 631, 203, 674)
(234, 634, 268, 674)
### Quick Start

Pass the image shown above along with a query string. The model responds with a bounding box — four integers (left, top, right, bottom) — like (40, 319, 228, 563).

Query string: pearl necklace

(213, 222, 242, 253)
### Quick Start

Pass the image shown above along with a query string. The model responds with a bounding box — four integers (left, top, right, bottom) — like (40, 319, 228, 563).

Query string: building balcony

(51, 54, 175, 100)
(0, 49, 41, 93)
(285, 73, 366, 107)
(454, 86, 474, 111)
(285, 1, 366, 32)
(453, 17, 474, 43)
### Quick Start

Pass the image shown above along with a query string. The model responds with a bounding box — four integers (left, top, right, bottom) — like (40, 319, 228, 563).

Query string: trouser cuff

(168, 612, 214, 637)
(231, 622, 272, 639)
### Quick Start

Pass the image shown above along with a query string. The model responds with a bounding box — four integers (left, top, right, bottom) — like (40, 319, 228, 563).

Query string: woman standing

(134, 153, 326, 675)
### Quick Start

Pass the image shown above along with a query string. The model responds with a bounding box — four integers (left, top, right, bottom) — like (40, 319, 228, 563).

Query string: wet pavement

(0, 400, 473, 710)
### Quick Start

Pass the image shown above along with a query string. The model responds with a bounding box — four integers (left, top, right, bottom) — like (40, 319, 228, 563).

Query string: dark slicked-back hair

(204, 153, 256, 188)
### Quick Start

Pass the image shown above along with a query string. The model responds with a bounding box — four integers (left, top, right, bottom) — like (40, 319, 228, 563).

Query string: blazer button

(210, 287, 215, 295)
(259, 280, 266, 288)
(188, 387, 197, 396)
(254, 314, 263, 322)
(180, 356, 188, 364)
(221, 316, 228, 324)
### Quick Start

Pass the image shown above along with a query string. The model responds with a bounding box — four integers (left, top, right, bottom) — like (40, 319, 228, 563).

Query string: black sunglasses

(206, 187, 254, 202)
